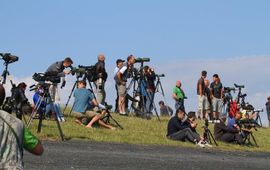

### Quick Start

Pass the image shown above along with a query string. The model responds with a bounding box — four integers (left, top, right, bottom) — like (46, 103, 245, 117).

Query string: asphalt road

(24, 140, 270, 170)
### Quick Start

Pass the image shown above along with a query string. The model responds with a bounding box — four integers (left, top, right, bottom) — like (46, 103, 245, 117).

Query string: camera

(155, 74, 165, 78)
(71, 65, 97, 82)
(135, 57, 150, 63)
(234, 84, 245, 89)
(224, 87, 236, 93)
(32, 72, 61, 84)
(0, 53, 19, 64)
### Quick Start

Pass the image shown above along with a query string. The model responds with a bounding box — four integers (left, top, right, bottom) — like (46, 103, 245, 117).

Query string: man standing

(114, 59, 125, 112)
(45, 57, 73, 102)
(204, 79, 211, 120)
(197, 70, 207, 119)
(210, 74, 223, 120)
(266, 96, 270, 126)
(143, 66, 156, 113)
(173, 80, 186, 113)
(94, 54, 108, 104)
(116, 55, 135, 115)
(0, 86, 44, 169)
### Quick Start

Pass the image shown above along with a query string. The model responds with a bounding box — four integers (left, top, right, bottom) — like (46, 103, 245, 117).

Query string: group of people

(172, 70, 224, 120)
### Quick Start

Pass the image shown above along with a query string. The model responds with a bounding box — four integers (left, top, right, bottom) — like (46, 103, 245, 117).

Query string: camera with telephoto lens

(71, 65, 97, 82)
(134, 57, 150, 63)
(32, 72, 61, 84)
(0, 53, 19, 64)
(155, 74, 165, 78)
(224, 87, 236, 93)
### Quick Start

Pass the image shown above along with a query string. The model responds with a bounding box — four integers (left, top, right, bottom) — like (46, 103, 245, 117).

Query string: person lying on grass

(166, 109, 206, 148)
(72, 80, 115, 130)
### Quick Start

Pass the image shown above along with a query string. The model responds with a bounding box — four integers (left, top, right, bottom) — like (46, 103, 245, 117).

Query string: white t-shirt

(119, 66, 128, 74)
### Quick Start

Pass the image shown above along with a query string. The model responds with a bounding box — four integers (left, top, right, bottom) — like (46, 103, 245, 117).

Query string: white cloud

(2, 56, 270, 126)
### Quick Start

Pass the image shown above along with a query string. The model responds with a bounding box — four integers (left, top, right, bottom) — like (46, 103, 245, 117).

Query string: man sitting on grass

(72, 80, 115, 130)
(167, 109, 205, 147)
(214, 115, 243, 145)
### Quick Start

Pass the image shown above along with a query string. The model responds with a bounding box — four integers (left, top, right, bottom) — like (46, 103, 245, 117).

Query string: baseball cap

(116, 59, 125, 64)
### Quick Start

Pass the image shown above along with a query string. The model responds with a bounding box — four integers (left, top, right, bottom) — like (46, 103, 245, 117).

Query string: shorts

(72, 110, 100, 119)
(198, 95, 206, 111)
(117, 84, 126, 97)
(212, 97, 223, 113)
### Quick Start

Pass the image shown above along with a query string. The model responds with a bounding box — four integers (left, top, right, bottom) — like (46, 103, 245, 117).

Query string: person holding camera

(72, 80, 115, 130)
(143, 66, 156, 113)
(167, 109, 205, 147)
(172, 80, 186, 114)
(11, 82, 31, 120)
(94, 54, 108, 104)
(115, 55, 136, 115)
(210, 74, 223, 120)
(0, 86, 44, 170)
(214, 114, 244, 145)
(197, 70, 207, 119)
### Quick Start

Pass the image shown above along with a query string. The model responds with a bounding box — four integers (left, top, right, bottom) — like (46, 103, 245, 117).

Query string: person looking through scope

(142, 66, 156, 114)
(115, 55, 136, 116)
(214, 114, 244, 145)
(72, 80, 115, 130)
(0, 86, 44, 170)
(45, 57, 73, 102)
(94, 54, 108, 104)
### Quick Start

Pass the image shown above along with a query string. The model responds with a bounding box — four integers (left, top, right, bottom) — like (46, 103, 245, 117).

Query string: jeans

(145, 91, 154, 113)
(168, 128, 201, 143)
(175, 100, 185, 113)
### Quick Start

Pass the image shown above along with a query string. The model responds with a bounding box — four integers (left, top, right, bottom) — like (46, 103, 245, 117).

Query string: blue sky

(1, 0, 270, 76)
(1, 1, 270, 125)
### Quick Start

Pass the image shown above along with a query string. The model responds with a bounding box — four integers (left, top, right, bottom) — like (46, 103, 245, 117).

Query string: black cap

(201, 70, 207, 77)
(116, 59, 125, 64)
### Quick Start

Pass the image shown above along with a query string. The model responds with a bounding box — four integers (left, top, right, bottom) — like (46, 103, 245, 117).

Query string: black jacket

(167, 116, 189, 136)
(214, 120, 239, 140)
(95, 61, 107, 81)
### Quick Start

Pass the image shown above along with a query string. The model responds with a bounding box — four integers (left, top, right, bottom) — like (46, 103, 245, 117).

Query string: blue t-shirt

(73, 88, 94, 113)
(227, 117, 236, 128)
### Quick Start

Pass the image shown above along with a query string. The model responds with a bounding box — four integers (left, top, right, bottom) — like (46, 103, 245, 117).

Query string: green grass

(26, 112, 270, 152)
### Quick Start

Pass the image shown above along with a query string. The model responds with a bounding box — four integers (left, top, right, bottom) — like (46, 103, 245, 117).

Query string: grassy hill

(26, 112, 270, 152)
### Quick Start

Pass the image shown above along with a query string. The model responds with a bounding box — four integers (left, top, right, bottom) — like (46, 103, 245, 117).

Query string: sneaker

(202, 141, 213, 148)
(61, 117, 66, 122)
(197, 140, 205, 148)
(119, 112, 127, 116)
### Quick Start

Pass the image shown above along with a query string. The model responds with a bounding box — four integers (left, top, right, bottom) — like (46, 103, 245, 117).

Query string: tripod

(254, 111, 263, 127)
(26, 84, 64, 141)
(203, 125, 218, 146)
(102, 110, 124, 129)
(1, 61, 16, 87)
(242, 130, 258, 147)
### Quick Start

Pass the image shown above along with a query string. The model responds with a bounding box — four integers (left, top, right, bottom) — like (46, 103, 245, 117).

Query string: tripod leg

(250, 133, 258, 147)
(108, 113, 123, 129)
(208, 130, 218, 146)
(37, 110, 43, 133)
(63, 81, 77, 114)
(53, 104, 65, 141)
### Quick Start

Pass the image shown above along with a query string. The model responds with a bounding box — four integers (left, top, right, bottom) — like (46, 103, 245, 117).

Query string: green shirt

(173, 87, 184, 100)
